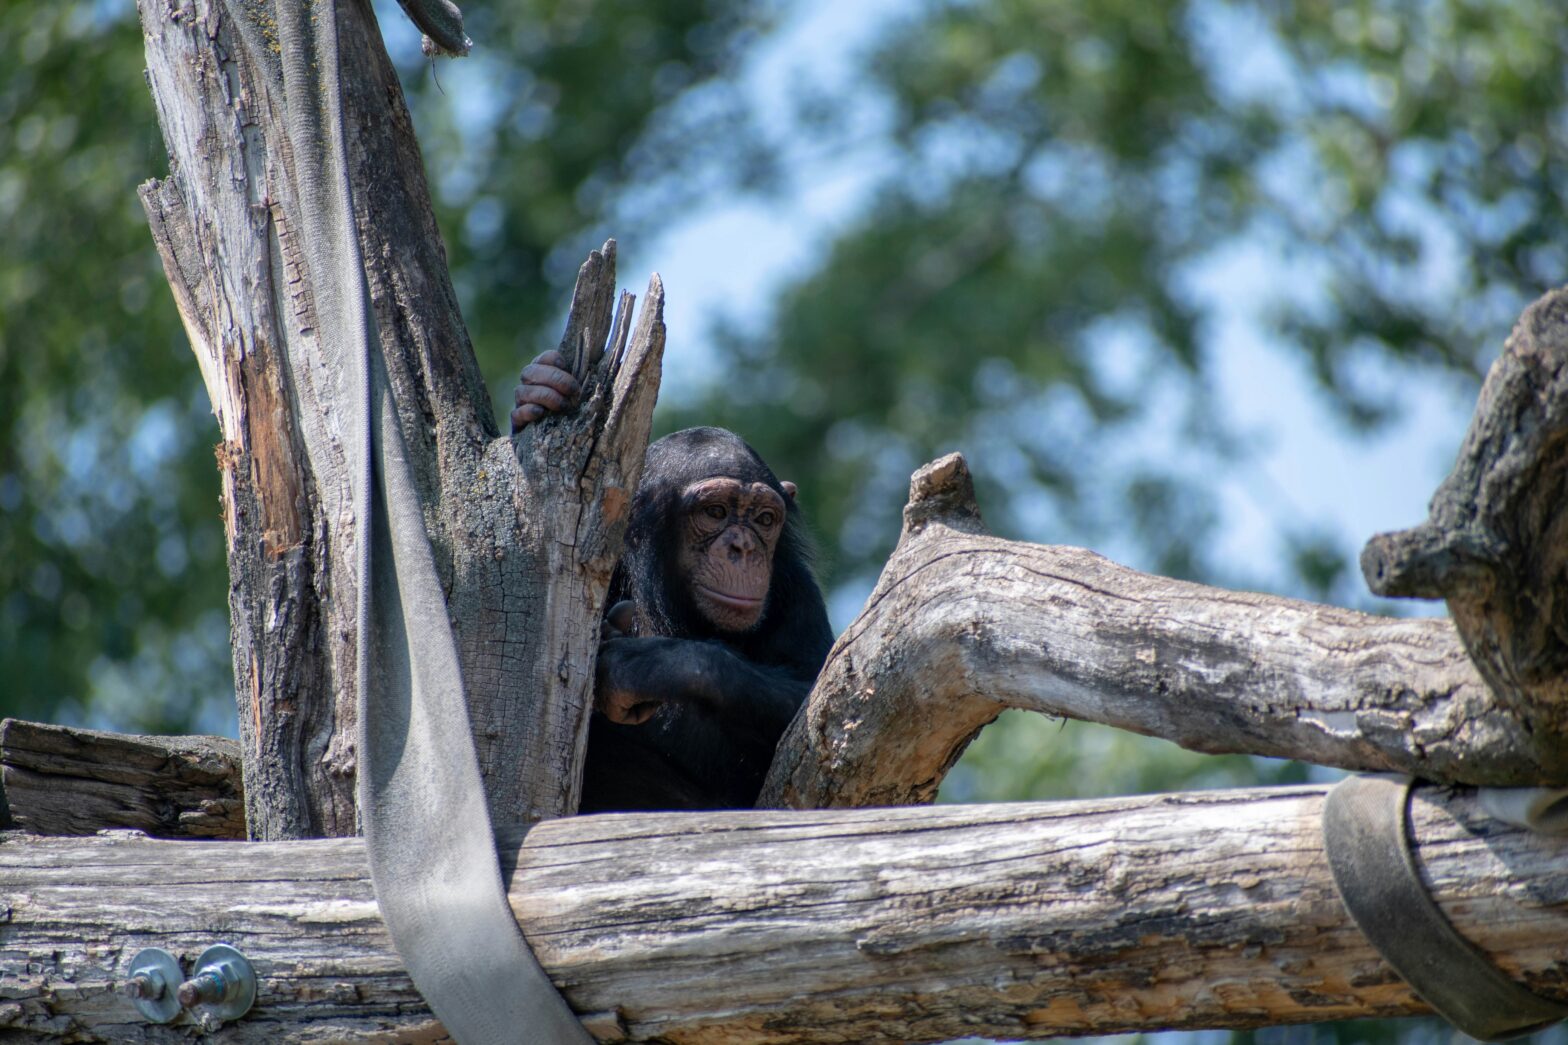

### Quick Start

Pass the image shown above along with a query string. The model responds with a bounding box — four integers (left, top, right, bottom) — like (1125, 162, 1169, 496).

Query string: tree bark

(0, 719, 243, 840)
(136, 0, 661, 838)
(763, 453, 1559, 811)
(0, 785, 1564, 1043)
(1362, 286, 1568, 780)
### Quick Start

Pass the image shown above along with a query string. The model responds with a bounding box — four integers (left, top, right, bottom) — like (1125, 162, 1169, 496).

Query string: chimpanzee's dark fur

(579, 428, 834, 812)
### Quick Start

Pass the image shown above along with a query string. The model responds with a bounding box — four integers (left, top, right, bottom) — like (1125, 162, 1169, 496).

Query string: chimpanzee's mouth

(698, 585, 764, 611)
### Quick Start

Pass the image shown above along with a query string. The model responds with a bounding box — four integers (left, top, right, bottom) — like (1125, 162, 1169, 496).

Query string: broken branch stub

(1361, 287, 1568, 778)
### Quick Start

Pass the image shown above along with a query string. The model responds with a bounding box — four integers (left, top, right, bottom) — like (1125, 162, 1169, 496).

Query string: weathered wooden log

(763, 454, 1556, 811)
(1361, 287, 1568, 780)
(1, 785, 1564, 1042)
(0, 718, 243, 840)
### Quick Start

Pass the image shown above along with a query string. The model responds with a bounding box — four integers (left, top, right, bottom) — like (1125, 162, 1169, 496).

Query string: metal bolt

(180, 944, 257, 1028)
(124, 972, 163, 1001)
(177, 969, 227, 1008)
(126, 948, 183, 1024)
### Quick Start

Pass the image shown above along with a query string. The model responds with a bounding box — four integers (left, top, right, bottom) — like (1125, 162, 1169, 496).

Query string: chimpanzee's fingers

(606, 600, 636, 636)
(519, 359, 581, 401)
(510, 402, 546, 433)
(623, 701, 660, 726)
(599, 690, 661, 726)
(515, 383, 569, 414)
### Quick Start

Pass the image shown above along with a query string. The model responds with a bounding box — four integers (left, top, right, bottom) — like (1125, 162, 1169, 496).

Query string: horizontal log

(0, 718, 243, 839)
(2, 785, 1565, 1042)
(763, 455, 1556, 811)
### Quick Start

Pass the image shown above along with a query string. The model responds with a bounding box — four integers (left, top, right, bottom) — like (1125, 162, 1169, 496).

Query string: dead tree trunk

(3, 785, 1565, 1043)
(136, 0, 661, 839)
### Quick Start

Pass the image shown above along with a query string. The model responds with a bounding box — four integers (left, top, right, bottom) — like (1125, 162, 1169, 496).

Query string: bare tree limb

(763, 454, 1556, 811)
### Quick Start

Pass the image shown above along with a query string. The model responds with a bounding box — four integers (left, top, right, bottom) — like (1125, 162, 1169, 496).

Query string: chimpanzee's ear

(780, 480, 798, 501)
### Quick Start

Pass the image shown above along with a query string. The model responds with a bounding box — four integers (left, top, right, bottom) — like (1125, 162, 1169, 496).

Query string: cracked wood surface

(3, 785, 1566, 1043)
(763, 454, 1557, 812)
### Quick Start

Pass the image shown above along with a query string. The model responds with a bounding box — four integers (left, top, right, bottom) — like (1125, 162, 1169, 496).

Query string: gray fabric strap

(1478, 787, 1568, 835)
(1323, 774, 1567, 1041)
(228, 2, 591, 1041)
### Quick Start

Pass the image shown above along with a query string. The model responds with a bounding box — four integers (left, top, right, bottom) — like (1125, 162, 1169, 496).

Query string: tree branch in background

(764, 445, 1559, 811)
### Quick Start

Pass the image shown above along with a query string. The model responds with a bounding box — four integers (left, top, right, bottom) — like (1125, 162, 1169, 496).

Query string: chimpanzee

(512, 352, 835, 811)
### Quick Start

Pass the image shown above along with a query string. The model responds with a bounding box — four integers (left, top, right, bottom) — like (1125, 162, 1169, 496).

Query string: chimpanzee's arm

(595, 636, 809, 737)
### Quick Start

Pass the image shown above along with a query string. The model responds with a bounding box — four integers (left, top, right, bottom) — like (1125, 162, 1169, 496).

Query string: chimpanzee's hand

(510, 350, 581, 433)
(595, 637, 665, 725)
(600, 600, 637, 641)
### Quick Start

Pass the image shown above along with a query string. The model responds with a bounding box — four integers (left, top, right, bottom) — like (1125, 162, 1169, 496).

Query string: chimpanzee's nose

(724, 526, 758, 560)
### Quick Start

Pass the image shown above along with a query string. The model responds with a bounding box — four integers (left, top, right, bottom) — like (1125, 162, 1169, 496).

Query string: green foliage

(0, 5, 227, 731)
(397, 0, 780, 408)
(669, 0, 1565, 603)
(0, 0, 770, 730)
(941, 713, 1313, 805)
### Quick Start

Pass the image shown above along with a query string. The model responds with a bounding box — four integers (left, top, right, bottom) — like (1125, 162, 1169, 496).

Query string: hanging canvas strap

(1323, 775, 1567, 1041)
(227, 2, 592, 1040)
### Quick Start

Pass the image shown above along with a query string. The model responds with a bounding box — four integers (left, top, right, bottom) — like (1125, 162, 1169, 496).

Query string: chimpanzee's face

(676, 477, 787, 633)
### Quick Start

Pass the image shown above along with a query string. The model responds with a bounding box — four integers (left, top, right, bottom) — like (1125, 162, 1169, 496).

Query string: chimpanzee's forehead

(646, 427, 780, 488)
(683, 476, 786, 509)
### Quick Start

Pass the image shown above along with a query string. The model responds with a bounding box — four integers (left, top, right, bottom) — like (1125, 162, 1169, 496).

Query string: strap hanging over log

(1323, 775, 1568, 1041)
(224, 0, 589, 1040)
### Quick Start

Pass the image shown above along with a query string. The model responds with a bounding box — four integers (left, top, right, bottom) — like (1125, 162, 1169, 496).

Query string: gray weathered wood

(137, 0, 661, 838)
(1362, 287, 1568, 780)
(763, 454, 1557, 811)
(1, 786, 1564, 1042)
(0, 719, 243, 840)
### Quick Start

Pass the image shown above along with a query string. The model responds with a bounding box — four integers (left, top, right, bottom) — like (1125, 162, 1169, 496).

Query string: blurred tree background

(3, 1, 1565, 1036)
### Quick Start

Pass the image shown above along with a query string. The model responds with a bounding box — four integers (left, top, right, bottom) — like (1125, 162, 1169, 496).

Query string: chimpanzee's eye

(703, 504, 727, 521)
(755, 510, 777, 528)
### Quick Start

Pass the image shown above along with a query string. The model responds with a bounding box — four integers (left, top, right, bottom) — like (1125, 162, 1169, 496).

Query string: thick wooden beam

(763, 455, 1554, 812)
(0, 718, 243, 840)
(1, 785, 1564, 1042)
